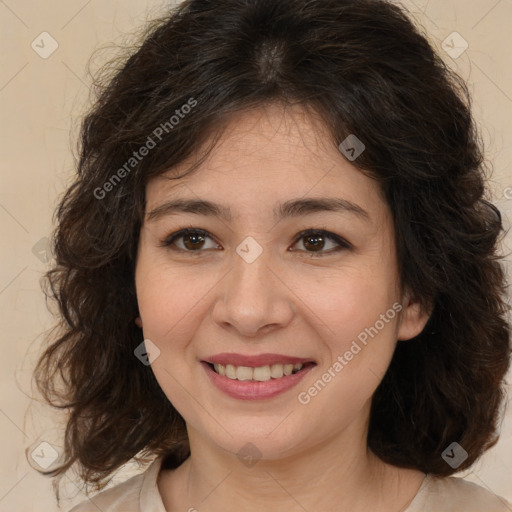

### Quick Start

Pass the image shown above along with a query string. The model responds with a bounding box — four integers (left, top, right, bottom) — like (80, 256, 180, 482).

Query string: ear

(135, 316, 143, 328)
(397, 290, 431, 341)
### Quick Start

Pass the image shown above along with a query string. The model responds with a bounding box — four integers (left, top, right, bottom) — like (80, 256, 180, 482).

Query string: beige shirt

(68, 455, 512, 512)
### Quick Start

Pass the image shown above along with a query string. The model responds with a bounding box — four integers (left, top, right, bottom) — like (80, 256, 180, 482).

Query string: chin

(198, 417, 318, 463)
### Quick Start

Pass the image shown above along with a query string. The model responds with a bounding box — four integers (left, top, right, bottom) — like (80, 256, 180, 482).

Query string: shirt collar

(140, 455, 168, 512)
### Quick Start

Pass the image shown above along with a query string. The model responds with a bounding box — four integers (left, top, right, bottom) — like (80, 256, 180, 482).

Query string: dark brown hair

(32, 0, 511, 502)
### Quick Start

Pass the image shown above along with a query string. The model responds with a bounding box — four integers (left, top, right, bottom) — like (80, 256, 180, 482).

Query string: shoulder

(407, 474, 512, 512)
(67, 457, 165, 512)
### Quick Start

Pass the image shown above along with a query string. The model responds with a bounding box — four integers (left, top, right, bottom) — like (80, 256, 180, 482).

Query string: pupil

(305, 234, 324, 251)
(184, 232, 204, 250)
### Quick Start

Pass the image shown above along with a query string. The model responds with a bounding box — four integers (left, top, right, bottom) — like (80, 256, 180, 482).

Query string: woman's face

(135, 103, 429, 461)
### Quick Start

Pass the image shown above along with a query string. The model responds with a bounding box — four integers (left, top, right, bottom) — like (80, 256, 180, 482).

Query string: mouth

(200, 353, 317, 400)
(204, 361, 316, 382)
(201, 359, 316, 400)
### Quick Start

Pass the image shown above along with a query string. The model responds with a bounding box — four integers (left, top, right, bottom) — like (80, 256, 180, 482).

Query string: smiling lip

(201, 353, 316, 400)
(205, 353, 315, 367)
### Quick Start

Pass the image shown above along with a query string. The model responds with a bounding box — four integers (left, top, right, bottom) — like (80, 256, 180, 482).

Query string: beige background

(1, 0, 511, 510)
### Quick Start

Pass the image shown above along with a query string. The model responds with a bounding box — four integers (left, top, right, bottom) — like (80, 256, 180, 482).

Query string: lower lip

(201, 362, 315, 400)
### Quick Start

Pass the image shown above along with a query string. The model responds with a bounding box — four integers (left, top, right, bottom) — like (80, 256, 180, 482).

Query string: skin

(135, 102, 431, 512)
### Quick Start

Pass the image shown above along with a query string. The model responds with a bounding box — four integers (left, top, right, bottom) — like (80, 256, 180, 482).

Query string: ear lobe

(135, 316, 143, 328)
(397, 293, 432, 341)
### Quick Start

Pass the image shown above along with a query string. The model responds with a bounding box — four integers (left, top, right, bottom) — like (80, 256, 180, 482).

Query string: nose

(211, 243, 294, 338)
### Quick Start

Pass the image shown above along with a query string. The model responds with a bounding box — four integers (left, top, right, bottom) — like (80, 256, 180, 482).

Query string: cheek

(294, 283, 399, 421)
(290, 266, 399, 346)
(135, 259, 218, 349)
(289, 266, 400, 409)
(134, 260, 211, 415)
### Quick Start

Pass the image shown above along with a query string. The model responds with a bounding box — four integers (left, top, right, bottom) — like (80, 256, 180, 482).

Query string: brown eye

(182, 231, 206, 250)
(160, 227, 350, 257)
(291, 229, 351, 256)
(161, 228, 220, 253)
(302, 233, 326, 252)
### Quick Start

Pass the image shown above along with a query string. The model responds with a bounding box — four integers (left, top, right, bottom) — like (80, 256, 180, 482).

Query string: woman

(32, 0, 512, 510)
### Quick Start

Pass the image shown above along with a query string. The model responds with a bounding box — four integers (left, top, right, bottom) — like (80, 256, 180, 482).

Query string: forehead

(144, 103, 388, 223)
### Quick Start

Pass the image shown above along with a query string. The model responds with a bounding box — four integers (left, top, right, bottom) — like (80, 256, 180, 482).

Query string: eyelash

(159, 226, 352, 257)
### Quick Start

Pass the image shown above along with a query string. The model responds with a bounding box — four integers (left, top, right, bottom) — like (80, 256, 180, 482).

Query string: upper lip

(204, 353, 316, 367)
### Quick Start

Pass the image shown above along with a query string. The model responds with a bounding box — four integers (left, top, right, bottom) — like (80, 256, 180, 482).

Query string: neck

(161, 415, 424, 512)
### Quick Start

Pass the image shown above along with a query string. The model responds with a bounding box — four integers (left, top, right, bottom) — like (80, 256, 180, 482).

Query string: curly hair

(32, 0, 511, 502)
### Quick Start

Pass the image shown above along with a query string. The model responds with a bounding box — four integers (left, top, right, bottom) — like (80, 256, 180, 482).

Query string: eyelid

(160, 226, 352, 255)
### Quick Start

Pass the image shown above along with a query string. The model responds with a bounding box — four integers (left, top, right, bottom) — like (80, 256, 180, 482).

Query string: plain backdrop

(0, 0, 511, 510)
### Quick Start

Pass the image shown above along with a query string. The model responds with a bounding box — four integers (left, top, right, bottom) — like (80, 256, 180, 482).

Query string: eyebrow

(146, 197, 371, 224)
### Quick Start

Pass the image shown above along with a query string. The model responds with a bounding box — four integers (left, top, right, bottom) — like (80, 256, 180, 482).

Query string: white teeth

(225, 364, 236, 379)
(253, 365, 271, 381)
(212, 362, 304, 381)
(236, 366, 253, 381)
(270, 363, 284, 378)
